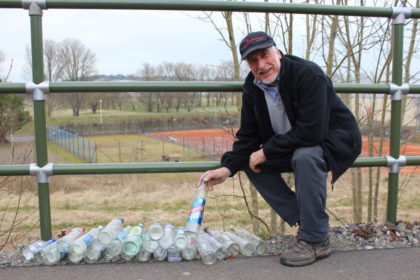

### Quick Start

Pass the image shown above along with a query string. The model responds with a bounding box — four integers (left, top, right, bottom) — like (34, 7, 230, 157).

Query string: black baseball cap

(239, 31, 276, 60)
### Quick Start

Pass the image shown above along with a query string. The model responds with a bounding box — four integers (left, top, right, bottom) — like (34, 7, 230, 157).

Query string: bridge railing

(0, 0, 419, 240)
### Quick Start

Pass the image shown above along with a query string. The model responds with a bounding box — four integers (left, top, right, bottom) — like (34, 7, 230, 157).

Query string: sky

(0, 8, 235, 82)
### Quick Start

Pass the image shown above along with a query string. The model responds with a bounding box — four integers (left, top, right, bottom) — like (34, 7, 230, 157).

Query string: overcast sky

(0, 8, 235, 82)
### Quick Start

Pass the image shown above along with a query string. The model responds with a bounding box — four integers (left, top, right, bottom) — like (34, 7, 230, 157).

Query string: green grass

(48, 142, 86, 164)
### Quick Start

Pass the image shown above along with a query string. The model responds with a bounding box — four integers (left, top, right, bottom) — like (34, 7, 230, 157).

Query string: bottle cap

(119, 218, 124, 223)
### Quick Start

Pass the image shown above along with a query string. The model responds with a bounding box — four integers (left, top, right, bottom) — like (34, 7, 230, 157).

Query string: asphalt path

(1, 247, 419, 280)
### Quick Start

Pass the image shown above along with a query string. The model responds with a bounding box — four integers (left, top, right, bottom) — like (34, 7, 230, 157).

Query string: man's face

(246, 46, 281, 86)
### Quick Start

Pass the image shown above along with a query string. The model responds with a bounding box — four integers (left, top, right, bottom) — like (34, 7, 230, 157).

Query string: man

(200, 31, 361, 267)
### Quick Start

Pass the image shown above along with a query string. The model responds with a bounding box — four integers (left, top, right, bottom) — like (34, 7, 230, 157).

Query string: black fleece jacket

(221, 54, 362, 183)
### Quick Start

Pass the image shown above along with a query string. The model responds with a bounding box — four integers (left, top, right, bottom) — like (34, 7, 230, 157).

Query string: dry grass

(0, 137, 419, 248)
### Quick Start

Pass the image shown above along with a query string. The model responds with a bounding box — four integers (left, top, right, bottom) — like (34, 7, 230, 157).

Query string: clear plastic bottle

(224, 231, 255, 256)
(153, 246, 167, 261)
(232, 227, 266, 255)
(185, 183, 207, 236)
(104, 226, 132, 261)
(148, 221, 164, 240)
(97, 218, 124, 246)
(84, 238, 105, 263)
(173, 227, 188, 250)
(68, 226, 103, 264)
(167, 245, 182, 262)
(159, 224, 174, 249)
(196, 232, 217, 265)
(204, 227, 240, 258)
(136, 248, 151, 262)
(205, 233, 227, 260)
(121, 223, 144, 258)
(41, 227, 85, 265)
(23, 238, 56, 262)
(143, 231, 159, 253)
(181, 236, 197, 261)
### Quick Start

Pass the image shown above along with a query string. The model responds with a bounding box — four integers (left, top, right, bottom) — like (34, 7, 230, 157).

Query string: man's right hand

(199, 167, 232, 191)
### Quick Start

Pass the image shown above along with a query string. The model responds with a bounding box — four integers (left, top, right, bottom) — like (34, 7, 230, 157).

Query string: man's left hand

(249, 148, 267, 173)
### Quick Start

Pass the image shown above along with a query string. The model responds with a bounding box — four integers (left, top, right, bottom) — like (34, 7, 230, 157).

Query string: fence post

(24, 0, 52, 240)
(386, 7, 411, 224)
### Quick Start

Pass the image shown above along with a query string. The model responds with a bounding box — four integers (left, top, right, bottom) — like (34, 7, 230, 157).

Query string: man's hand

(249, 148, 267, 173)
(199, 167, 232, 191)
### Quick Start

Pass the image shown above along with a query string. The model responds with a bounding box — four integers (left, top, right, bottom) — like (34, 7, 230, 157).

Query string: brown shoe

(280, 238, 333, 267)
(280, 239, 316, 267)
(313, 238, 333, 259)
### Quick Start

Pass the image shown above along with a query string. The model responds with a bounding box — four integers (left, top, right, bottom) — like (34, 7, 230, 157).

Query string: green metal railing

(0, 0, 419, 240)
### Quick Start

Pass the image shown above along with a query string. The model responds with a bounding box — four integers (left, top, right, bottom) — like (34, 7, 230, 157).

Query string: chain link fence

(47, 125, 97, 163)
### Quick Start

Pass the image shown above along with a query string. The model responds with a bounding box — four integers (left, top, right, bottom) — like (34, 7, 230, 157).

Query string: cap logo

(242, 36, 265, 48)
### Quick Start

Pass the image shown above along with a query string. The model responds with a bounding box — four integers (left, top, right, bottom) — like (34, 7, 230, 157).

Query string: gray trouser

(244, 145, 329, 243)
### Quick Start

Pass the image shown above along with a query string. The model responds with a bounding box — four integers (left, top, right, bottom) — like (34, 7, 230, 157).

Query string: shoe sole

(280, 251, 332, 267)
(280, 256, 317, 267)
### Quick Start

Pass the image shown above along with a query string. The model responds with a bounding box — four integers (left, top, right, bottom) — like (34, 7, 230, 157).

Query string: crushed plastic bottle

(143, 231, 159, 253)
(136, 248, 151, 262)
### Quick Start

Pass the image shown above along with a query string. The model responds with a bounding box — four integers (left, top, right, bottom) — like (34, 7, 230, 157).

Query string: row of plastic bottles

(23, 219, 266, 266)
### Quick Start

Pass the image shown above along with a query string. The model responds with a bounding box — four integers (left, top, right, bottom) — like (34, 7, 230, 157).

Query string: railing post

(387, 7, 411, 224)
(23, 0, 52, 240)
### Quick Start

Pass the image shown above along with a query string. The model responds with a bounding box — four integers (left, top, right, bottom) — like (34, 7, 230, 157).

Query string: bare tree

(59, 39, 96, 116)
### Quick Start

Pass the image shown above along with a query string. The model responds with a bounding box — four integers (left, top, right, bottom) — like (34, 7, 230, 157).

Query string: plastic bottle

(196, 232, 217, 265)
(68, 226, 103, 264)
(159, 224, 174, 249)
(23, 238, 57, 262)
(232, 227, 266, 255)
(97, 218, 124, 246)
(204, 227, 240, 258)
(143, 231, 159, 253)
(167, 245, 182, 262)
(205, 233, 227, 260)
(153, 246, 167, 261)
(173, 227, 188, 250)
(121, 223, 144, 259)
(40, 227, 85, 265)
(84, 238, 105, 263)
(181, 236, 197, 261)
(185, 182, 207, 236)
(136, 248, 151, 262)
(148, 221, 164, 240)
(104, 226, 132, 261)
(224, 231, 255, 256)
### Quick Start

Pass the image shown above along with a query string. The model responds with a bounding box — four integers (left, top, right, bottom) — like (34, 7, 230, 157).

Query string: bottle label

(187, 197, 205, 225)
(28, 241, 44, 252)
(83, 235, 94, 245)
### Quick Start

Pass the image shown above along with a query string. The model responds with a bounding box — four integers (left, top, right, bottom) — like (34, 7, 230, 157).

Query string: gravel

(1, 221, 419, 267)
